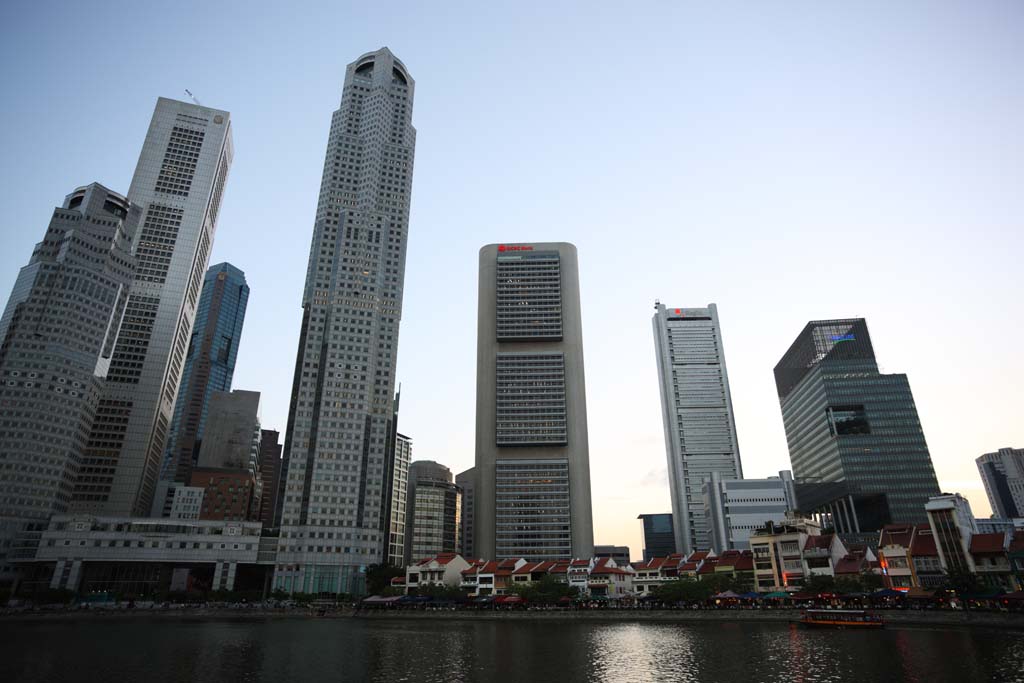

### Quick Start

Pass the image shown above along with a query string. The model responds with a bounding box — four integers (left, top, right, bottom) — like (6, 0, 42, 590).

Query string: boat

(799, 609, 884, 629)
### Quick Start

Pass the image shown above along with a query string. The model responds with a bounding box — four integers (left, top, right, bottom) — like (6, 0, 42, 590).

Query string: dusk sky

(2, 1, 1021, 558)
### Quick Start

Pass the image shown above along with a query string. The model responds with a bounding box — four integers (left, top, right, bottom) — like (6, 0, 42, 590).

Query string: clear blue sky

(2, 1, 1022, 557)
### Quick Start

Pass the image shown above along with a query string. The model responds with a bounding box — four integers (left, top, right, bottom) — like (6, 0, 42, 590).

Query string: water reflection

(1, 618, 1023, 683)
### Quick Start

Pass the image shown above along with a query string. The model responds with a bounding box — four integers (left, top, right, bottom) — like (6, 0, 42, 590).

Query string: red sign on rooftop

(498, 245, 533, 252)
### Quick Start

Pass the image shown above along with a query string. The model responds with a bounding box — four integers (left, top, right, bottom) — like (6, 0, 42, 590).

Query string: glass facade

(495, 459, 571, 560)
(161, 263, 249, 483)
(775, 319, 940, 528)
(638, 513, 676, 561)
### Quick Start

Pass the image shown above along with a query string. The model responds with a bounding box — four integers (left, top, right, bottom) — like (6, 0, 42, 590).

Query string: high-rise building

(73, 98, 233, 517)
(703, 471, 797, 551)
(161, 262, 249, 484)
(404, 461, 461, 564)
(386, 432, 411, 566)
(976, 447, 1024, 519)
(275, 48, 416, 595)
(0, 184, 138, 582)
(637, 513, 676, 561)
(773, 319, 940, 529)
(259, 429, 283, 528)
(190, 390, 262, 522)
(652, 303, 743, 555)
(456, 467, 476, 559)
(475, 242, 594, 561)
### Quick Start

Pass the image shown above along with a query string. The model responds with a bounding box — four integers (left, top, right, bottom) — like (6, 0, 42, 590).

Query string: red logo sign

(498, 245, 533, 252)
(675, 309, 682, 315)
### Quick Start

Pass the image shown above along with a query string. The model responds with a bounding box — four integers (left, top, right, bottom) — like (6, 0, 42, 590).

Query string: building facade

(258, 430, 283, 528)
(637, 513, 676, 562)
(652, 303, 743, 555)
(773, 318, 940, 529)
(386, 432, 411, 566)
(704, 471, 796, 551)
(73, 98, 234, 518)
(456, 467, 476, 559)
(405, 461, 461, 564)
(925, 493, 979, 575)
(0, 184, 138, 582)
(274, 49, 416, 595)
(474, 242, 594, 561)
(161, 263, 249, 484)
(976, 447, 1024, 519)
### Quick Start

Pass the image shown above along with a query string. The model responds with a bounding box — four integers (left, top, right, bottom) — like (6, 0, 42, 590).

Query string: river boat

(799, 609, 884, 629)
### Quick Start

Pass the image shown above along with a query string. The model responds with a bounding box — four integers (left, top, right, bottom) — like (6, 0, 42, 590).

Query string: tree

(365, 563, 405, 595)
(859, 573, 884, 591)
(804, 575, 837, 594)
(652, 578, 713, 603)
(943, 568, 981, 610)
(411, 583, 466, 600)
(508, 575, 577, 603)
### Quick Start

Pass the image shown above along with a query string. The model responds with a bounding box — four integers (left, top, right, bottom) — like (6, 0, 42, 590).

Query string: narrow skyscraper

(652, 303, 743, 555)
(774, 319, 940, 530)
(161, 262, 249, 484)
(404, 461, 461, 564)
(73, 98, 233, 517)
(475, 242, 594, 561)
(976, 447, 1024, 519)
(455, 467, 476, 559)
(274, 48, 416, 595)
(0, 184, 138, 583)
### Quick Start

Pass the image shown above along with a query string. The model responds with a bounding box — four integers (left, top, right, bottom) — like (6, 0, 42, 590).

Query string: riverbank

(4, 607, 1024, 630)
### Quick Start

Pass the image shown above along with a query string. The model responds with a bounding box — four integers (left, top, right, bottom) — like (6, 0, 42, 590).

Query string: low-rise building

(909, 524, 944, 589)
(878, 524, 917, 589)
(404, 553, 470, 594)
(749, 517, 821, 591)
(969, 533, 1014, 591)
(801, 533, 848, 579)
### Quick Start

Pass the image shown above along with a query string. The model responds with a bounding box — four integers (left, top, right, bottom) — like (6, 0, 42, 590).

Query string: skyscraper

(404, 461, 461, 564)
(455, 467, 476, 559)
(274, 48, 416, 595)
(652, 303, 743, 554)
(259, 429, 283, 528)
(73, 98, 233, 517)
(637, 513, 676, 561)
(0, 184, 138, 582)
(161, 262, 249, 484)
(976, 447, 1024, 519)
(774, 319, 940, 529)
(475, 242, 594, 561)
(386, 432, 411, 566)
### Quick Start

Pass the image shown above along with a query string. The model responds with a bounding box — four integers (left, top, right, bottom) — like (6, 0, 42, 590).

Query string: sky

(1, 1, 1022, 560)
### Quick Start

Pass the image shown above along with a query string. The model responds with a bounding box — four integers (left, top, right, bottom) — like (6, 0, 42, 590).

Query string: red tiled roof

(879, 524, 915, 548)
(1010, 531, 1024, 553)
(834, 554, 865, 575)
(678, 562, 698, 571)
(803, 535, 832, 550)
(969, 533, 1006, 554)
(697, 558, 719, 575)
(910, 526, 938, 557)
(571, 559, 590, 567)
(733, 555, 754, 571)
(390, 577, 406, 585)
(687, 551, 709, 562)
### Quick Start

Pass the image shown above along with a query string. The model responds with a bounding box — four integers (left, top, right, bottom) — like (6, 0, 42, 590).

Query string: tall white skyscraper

(652, 302, 743, 554)
(0, 184, 138, 582)
(976, 447, 1024, 519)
(274, 48, 416, 595)
(72, 98, 233, 517)
(475, 242, 594, 561)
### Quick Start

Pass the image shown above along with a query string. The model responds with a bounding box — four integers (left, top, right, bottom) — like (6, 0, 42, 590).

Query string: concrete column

(225, 562, 237, 591)
(213, 561, 224, 589)
(66, 560, 83, 592)
(50, 560, 66, 589)
(848, 496, 861, 533)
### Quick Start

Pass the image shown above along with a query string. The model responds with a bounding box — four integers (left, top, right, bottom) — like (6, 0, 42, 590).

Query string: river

(1, 617, 1021, 682)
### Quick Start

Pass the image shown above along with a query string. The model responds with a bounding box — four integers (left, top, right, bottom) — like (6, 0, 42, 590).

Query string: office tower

(637, 513, 676, 561)
(404, 461, 461, 564)
(774, 319, 940, 530)
(593, 545, 631, 565)
(275, 48, 416, 595)
(73, 98, 233, 517)
(475, 242, 594, 561)
(161, 262, 249, 484)
(379, 389, 410, 567)
(383, 431, 411, 566)
(0, 184, 138, 582)
(456, 467, 476, 558)
(259, 429, 283, 528)
(703, 471, 796, 551)
(191, 390, 262, 521)
(976, 447, 1024, 519)
(652, 303, 743, 555)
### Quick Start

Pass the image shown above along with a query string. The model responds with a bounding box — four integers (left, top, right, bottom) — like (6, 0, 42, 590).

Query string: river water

(1, 617, 1021, 682)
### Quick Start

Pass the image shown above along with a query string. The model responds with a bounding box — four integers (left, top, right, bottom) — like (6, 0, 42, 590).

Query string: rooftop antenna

(185, 89, 201, 106)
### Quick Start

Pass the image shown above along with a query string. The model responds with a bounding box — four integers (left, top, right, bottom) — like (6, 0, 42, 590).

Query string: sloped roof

(1009, 531, 1024, 553)
(834, 554, 866, 575)
(803, 535, 833, 550)
(879, 524, 915, 548)
(733, 554, 754, 571)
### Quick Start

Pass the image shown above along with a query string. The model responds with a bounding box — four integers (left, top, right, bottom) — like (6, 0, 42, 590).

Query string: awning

(494, 595, 525, 604)
(362, 595, 402, 604)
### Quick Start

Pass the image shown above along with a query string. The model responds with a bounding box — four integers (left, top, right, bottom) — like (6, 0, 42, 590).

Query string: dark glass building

(774, 319, 939, 530)
(160, 262, 249, 484)
(637, 513, 676, 561)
